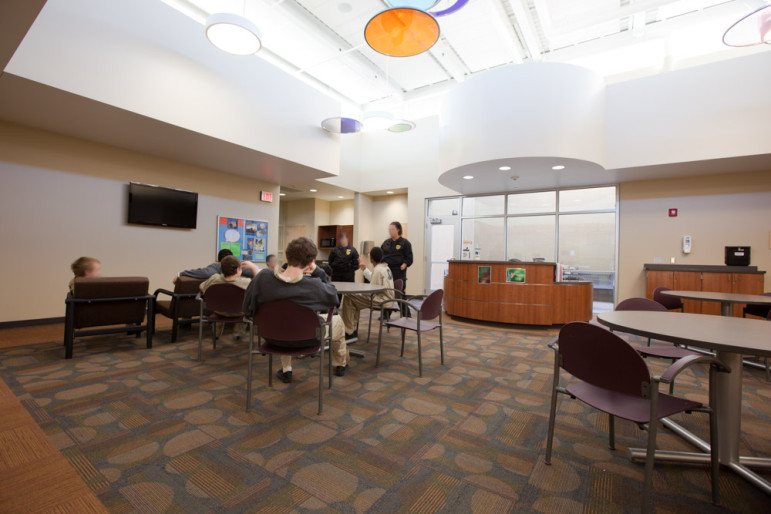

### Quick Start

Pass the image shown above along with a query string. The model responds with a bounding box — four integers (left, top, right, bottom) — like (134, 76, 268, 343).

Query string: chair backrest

(558, 322, 651, 397)
(201, 283, 246, 313)
(393, 278, 404, 299)
(173, 276, 205, 317)
(71, 277, 149, 328)
(652, 286, 683, 310)
(419, 289, 444, 321)
(616, 297, 668, 312)
(254, 300, 322, 342)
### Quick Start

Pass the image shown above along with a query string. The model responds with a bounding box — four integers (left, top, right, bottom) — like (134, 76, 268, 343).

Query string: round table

(660, 290, 771, 317)
(596, 310, 771, 495)
(332, 282, 388, 353)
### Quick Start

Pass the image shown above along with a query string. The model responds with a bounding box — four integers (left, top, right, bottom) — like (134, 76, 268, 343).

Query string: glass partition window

(428, 198, 460, 217)
(507, 191, 556, 215)
(462, 195, 505, 217)
(461, 218, 505, 260)
(559, 186, 616, 212)
(507, 215, 556, 262)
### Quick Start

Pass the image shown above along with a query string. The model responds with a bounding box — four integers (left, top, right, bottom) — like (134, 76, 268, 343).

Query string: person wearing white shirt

(341, 247, 395, 339)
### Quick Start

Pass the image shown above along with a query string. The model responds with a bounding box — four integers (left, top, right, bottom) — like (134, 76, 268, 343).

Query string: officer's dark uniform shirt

(381, 237, 413, 283)
(328, 244, 359, 282)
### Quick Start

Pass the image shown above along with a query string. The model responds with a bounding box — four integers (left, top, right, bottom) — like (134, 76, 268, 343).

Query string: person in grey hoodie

(243, 237, 349, 383)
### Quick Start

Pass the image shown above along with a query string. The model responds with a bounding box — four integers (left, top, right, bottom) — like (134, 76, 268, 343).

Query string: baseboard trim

(0, 317, 65, 329)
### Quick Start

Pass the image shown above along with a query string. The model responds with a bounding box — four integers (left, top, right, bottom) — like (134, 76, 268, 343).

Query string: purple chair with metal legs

(246, 300, 333, 414)
(545, 322, 728, 513)
(653, 286, 684, 312)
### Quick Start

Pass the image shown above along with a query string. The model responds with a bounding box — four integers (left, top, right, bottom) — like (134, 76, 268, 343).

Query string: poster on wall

(217, 216, 268, 262)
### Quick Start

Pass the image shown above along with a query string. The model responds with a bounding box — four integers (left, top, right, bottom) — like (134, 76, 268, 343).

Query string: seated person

(243, 237, 349, 383)
(342, 247, 395, 339)
(175, 249, 255, 283)
(69, 256, 101, 292)
(318, 262, 333, 280)
(200, 255, 252, 315)
(265, 254, 278, 270)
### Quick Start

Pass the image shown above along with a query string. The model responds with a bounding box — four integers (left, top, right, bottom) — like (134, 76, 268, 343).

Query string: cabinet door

(645, 271, 673, 300)
(732, 273, 765, 318)
(701, 273, 732, 316)
(673, 271, 702, 314)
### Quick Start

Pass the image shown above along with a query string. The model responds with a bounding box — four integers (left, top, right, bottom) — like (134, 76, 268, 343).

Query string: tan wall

(617, 170, 771, 302)
(329, 200, 354, 226)
(0, 122, 279, 323)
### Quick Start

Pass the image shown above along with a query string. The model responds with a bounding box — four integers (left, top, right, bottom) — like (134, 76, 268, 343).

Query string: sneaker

(335, 364, 349, 377)
(276, 369, 292, 383)
(345, 330, 358, 340)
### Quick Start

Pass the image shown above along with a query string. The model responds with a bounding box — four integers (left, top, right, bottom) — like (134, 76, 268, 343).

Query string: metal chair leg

(642, 388, 660, 514)
(708, 366, 721, 505)
(545, 353, 560, 465)
(318, 341, 324, 415)
(376, 317, 385, 367)
(417, 331, 422, 377)
(608, 414, 615, 450)
(400, 328, 406, 357)
(439, 320, 444, 365)
(246, 327, 254, 411)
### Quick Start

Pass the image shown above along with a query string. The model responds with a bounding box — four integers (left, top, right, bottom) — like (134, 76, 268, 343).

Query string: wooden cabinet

(645, 265, 765, 317)
(317, 225, 353, 249)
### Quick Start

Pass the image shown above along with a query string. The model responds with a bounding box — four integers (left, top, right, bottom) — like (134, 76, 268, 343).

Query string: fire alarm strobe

(668, 208, 678, 217)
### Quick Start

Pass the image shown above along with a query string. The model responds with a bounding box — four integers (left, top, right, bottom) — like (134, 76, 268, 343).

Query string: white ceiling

(163, 0, 771, 109)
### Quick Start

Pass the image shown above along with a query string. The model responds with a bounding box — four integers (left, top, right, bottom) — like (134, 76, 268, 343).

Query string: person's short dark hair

(266, 254, 276, 262)
(284, 237, 318, 267)
(217, 249, 233, 261)
(220, 255, 241, 276)
(281, 262, 289, 270)
(369, 246, 383, 264)
(390, 221, 402, 236)
(71, 256, 99, 277)
(319, 263, 333, 279)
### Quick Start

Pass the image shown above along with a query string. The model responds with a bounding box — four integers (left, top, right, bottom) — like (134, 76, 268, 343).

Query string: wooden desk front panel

(448, 262, 555, 285)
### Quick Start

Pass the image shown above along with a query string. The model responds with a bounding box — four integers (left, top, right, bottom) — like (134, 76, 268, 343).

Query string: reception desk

(444, 260, 593, 325)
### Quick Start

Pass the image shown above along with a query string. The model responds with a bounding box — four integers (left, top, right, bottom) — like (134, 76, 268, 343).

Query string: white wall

(7, 0, 341, 175)
(0, 123, 279, 322)
(617, 171, 771, 301)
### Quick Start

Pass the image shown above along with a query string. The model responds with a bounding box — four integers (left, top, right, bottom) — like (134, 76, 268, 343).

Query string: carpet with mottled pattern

(1, 314, 770, 513)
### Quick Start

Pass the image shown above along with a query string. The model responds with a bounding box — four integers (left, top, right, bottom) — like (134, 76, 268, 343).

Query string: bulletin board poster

(217, 216, 268, 262)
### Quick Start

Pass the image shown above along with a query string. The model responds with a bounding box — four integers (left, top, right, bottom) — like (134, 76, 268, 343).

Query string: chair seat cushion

(156, 300, 173, 316)
(385, 317, 438, 332)
(633, 345, 697, 360)
(566, 381, 702, 424)
(258, 342, 321, 357)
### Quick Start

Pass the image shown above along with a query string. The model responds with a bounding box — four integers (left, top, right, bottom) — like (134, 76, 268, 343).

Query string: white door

(423, 198, 461, 294)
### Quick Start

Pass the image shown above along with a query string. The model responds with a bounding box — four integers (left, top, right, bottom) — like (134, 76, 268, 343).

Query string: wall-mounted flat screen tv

(128, 182, 198, 229)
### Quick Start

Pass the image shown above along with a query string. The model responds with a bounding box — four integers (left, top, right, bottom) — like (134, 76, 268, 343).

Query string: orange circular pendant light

(365, 8, 440, 57)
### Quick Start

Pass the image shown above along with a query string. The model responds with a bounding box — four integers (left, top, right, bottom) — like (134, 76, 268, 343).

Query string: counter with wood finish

(444, 260, 593, 325)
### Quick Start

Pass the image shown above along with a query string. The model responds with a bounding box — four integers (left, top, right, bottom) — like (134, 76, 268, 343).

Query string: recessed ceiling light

(499, 166, 511, 171)
(552, 165, 566, 170)
(310, 189, 318, 192)
(279, 193, 286, 197)
(337, 195, 344, 199)
(463, 175, 474, 180)
(386, 191, 394, 194)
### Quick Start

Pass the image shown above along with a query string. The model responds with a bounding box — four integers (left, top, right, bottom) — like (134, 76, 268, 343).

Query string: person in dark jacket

(174, 249, 255, 282)
(381, 221, 413, 316)
(327, 233, 358, 283)
(242, 237, 349, 382)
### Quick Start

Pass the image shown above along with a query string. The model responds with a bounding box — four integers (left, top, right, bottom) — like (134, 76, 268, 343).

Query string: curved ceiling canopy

(321, 117, 362, 134)
(364, 8, 440, 57)
(722, 5, 771, 47)
(205, 13, 262, 55)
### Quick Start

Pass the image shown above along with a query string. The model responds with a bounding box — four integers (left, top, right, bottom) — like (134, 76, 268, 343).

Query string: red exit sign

(260, 191, 273, 203)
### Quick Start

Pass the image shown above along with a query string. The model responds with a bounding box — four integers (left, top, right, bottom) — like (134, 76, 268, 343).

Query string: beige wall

(0, 122, 279, 323)
(329, 200, 354, 226)
(617, 170, 771, 302)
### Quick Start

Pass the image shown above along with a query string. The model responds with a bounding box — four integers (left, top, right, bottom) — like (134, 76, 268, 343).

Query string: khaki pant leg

(327, 315, 348, 367)
(341, 294, 372, 333)
(280, 355, 292, 370)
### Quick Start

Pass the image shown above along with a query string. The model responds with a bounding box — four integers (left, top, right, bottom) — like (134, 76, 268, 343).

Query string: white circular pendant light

(206, 13, 262, 55)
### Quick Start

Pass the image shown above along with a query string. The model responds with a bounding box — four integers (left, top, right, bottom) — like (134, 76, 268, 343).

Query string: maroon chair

(615, 297, 697, 392)
(545, 322, 727, 513)
(653, 286, 684, 312)
(197, 284, 252, 361)
(64, 277, 154, 359)
(743, 292, 771, 319)
(366, 278, 403, 343)
(247, 300, 333, 414)
(376, 289, 444, 377)
(153, 276, 205, 342)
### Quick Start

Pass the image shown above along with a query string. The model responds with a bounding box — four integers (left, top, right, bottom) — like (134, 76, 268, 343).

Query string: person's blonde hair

(71, 256, 100, 277)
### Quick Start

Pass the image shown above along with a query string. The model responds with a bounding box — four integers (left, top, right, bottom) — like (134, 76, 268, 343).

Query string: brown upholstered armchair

(153, 277, 205, 342)
(64, 277, 154, 359)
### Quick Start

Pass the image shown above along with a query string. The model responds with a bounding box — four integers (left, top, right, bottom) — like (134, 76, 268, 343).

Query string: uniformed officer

(381, 221, 413, 305)
(328, 232, 359, 282)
